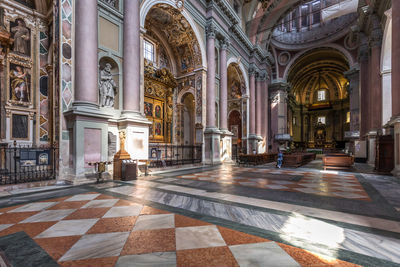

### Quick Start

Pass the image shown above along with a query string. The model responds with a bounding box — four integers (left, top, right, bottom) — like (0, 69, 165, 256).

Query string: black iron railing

(0, 142, 57, 185)
(148, 144, 202, 168)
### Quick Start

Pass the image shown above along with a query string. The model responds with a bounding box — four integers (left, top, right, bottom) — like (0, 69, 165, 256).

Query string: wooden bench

(282, 152, 316, 168)
(238, 153, 277, 166)
(322, 154, 354, 170)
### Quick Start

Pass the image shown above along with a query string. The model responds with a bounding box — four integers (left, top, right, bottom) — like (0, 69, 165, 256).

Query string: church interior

(0, 0, 399, 266)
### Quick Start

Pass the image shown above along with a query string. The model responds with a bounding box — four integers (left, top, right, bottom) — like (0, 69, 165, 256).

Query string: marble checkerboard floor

(176, 166, 371, 201)
(0, 192, 358, 266)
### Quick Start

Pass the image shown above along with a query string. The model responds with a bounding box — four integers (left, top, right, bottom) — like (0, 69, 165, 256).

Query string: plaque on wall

(11, 114, 28, 139)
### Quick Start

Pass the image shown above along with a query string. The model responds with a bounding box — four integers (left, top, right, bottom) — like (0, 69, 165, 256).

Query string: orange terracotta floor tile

(217, 226, 270, 246)
(175, 214, 211, 228)
(47, 201, 89, 210)
(0, 211, 39, 224)
(121, 228, 176, 255)
(40, 196, 71, 202)
(0, 221, 57, 237)
(114, 199, 138, 207)
(63, 208, 110, 220)
(35, 236, 82, 261)
(0, 205, 23, 213)
(95, 194, 117, 200)
(140, 205, 171, 215)
(59, 256, 118, 267)
(176, 247, 239, 267)
(86, 216, 137, 234)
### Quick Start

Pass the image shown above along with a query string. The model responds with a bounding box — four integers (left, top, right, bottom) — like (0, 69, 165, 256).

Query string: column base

(220, 129, 233, 162)
(367, 131, 377, 166)
(118, 112, 151, 161)
(390, 117, 400, 178)
(247, 134, 259, 154)
(204, 127, 222, 165)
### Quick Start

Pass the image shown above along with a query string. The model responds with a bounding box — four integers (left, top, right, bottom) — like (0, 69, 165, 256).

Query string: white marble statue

(99, 63, 117, 108)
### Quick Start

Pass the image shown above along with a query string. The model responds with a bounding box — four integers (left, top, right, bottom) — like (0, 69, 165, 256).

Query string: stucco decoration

(145, 4, 202, 75)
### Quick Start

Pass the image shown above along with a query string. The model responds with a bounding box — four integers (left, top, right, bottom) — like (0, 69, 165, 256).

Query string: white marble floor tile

(36, 218, 98, 238)
(106, 186, 136, 196)
(264, 185, 288, 190)
(20, 209, 76, 223)
(65, 193, 100, 202)
(229, 242, 300, 267)
(81, 199, 119, 209)
(9, 202, 56, 212)
(133, 214, 174, 231)
(0, 224, 13, 231)
(175, 225, 226, 250)
(103, 205, 143, 218)
(115, 252, 177, 267)
(59, 232, 129, 261)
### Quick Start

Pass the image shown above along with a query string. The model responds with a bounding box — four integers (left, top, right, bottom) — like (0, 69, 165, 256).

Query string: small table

(87, 161, 112, 183)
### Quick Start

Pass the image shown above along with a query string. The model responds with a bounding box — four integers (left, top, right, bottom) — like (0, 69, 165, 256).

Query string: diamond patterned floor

(0, 192, 360, 266)
(176, 166, 371, 201)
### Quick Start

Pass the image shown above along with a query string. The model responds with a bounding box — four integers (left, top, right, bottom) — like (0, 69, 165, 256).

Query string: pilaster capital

(344, 66, 360, 81)
(220, 37, 230, 50)
(368, 14, 383, 48)
(358, 32, 369, 62)
(206, 23, 216, 39)
(248, 64, 257, 76)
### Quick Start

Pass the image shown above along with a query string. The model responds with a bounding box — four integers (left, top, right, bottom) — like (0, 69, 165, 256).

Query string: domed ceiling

(287, 48, 349, 104)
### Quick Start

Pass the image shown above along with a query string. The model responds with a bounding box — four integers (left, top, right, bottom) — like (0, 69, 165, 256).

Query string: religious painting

(155, 105, 162, 119)
(11, 114, 29, 139)
(154, 121, 163, 136)
(231, 125, 239, 138)
(9, 63, 31, 103)
(10, 18, 31, 57)
(145, 102, 153, 117)
(149, 123, 154, 138)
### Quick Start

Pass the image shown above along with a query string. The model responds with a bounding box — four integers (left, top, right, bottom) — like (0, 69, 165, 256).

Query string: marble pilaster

(219, 39, 232, 162)
(344, 66, 360, 155)
(204, 24, 221, 164)
(269, 82, 290, 152)
(391, 2, 400, 177)
(247, 66, 258, 154)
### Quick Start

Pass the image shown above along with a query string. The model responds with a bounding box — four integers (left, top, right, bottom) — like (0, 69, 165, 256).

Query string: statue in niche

(99, 63, 117, 108)
(11, 19, 30, 56)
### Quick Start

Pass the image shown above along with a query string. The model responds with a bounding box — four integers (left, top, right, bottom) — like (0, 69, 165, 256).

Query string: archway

(143, 3, 204, 164)
(228, 63, 247, 154)
(287, 48, 350, 150)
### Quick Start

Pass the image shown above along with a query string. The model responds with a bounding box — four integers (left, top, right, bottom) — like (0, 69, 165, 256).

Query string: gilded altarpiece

(1, 6, 49, 144)
(144, 60, 176, 143)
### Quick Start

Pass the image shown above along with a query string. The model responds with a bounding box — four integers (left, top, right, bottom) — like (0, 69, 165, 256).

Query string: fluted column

(75, 0, 98, 105)
(219, 39, 228, 131)
(206, 25, 216, 129)
(123, 0, 140, 113)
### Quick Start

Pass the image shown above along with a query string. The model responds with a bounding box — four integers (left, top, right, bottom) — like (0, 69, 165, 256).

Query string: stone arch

(140, 0, 207, 69)
(282, 44, 355, 81)
(381, 8, 392, 126)
(227, 57, 249, 96)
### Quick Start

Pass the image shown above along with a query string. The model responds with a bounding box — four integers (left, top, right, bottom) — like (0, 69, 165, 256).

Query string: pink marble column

(262, 78, 269, 150)
(368, 21, 383, 130)
(256, 77, 263, 136)
(359, 34, 370, 139)
(75, 0, 98, 104)
(393, 2, 400, 117)
(206, 26, 216, 128)
(219, 40, 228, 131)
(123, 0, 140, 112)
(249, 68, 256, 135)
